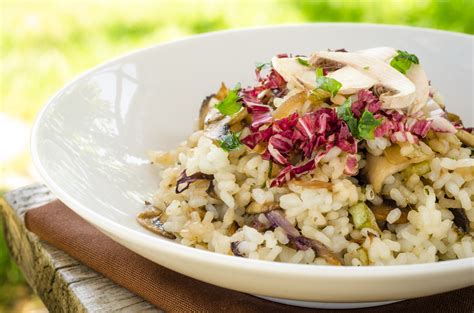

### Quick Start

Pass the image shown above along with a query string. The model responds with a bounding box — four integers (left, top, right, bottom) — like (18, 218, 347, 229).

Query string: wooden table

(1, 184, 159, 313)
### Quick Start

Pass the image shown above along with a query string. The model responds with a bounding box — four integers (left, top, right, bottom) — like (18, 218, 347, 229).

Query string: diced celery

(349, 202, 381, 233)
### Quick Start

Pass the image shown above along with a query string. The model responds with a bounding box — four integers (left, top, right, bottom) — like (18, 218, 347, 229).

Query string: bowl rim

(31, 23, 474, 277)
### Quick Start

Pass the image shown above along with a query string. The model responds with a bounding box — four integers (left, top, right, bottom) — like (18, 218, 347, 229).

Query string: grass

(0, 0, 473, 309)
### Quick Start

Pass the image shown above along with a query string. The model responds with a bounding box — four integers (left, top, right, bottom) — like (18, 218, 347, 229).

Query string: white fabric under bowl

(31, 24, 474, 303)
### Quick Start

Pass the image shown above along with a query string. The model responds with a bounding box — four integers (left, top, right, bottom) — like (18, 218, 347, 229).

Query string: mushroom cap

(327, 66, 377, 95)
(272, 48, 430, 113)
(311, 51, 417, 110)
(356, 47, 430, 114)
(271, 56, 315, 90)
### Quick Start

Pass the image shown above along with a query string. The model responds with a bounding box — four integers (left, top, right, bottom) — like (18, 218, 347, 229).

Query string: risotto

(139, 47, 474, 266)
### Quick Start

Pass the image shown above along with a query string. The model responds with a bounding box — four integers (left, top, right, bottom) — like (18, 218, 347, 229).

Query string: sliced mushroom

(365, 153, 414, 193)
(311, 56, 344, 71)
(246, 201, 277, 214)
(372, 84, 397, 98)
(204, 117, 230, 140)
(198, 95, 216, 130)
(271, 56, 315, 90)
(446, 112, 461, 123)
(449, 208, 470, 234)
(273, 91, 307, 119)
(310, 239, 342, 266)
(365, 144, 431, 193)
(456, 129, 474, 147)
(369, 199, 409, 225)
(215, 82, 229, 101)
(137, 211, 176, 239)
(357, 47, 429, 114)
(310, 51, 416, 109)
(326, 66, 377, 95)
(227, 221, 239, 236)
(405, 64, 430, 114)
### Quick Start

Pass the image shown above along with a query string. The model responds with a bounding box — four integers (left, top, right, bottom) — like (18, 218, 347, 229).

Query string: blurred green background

(0, 0, 472, 311)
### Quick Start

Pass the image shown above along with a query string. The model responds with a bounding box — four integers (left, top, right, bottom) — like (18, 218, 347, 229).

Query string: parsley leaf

(337, 98, 382, 140)
(315, 68, 342, 97)
(216, 83, 242, 115)
(219, 131, 241, 151)
(255, 62, 271, 71)
(296, 57, 310, 66)
(337, 98, 359, 136)
(357, 111, 382, 140)
(390, 50, 420, 74)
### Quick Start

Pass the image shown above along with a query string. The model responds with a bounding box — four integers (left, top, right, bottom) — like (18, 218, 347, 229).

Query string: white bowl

(31, 24, 474, 308)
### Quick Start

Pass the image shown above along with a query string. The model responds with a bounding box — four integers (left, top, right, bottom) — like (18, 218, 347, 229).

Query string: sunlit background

(1, 0, 473, 311)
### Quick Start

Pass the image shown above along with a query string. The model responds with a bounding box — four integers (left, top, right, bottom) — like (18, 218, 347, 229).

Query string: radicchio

(230, 241, 243, 257)
(264, 210, 342, 265)
(344, 154, 359, 176)
(242, 106, 359, 186)
(175, 170, 214, 193)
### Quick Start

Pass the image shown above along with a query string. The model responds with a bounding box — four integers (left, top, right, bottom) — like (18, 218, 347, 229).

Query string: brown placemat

(25, 200, 473, 313)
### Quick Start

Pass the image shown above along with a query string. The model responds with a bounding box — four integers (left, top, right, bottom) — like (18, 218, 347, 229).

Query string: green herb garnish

(216, 83, 242, 116)
(219, 131, 241, 151)
(337, 98, 359, 136)
(357, 111, 382, 140)
(337, 98, 382, 140)
(390, 50, 419, 74)
(296, 57, 310, 67)
(255, 62, 271, 71)
(363, 66, 370, 70)
(314, 67, 342, 97)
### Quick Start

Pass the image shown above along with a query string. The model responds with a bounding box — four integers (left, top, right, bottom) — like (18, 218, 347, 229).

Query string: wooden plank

(1, 184, 159, 313)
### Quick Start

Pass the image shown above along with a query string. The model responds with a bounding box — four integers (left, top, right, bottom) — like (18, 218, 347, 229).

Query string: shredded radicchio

(230, 241, 244, 257)
(352, 89, 381, 118)
(239, 68, 450, 187)
(175, 170, 214, 194)
(242, 107, 357, 187)
(352, 89, 436, 144)
(264, 210, 341, 265)
(344, 154, 358, 176)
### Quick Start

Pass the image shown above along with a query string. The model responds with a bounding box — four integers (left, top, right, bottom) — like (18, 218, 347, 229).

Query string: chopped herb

(314, 67, 342, 97)
(337, 98, 359, 136)
(390, 50, 419, 74)
(363, 66, 370, 70)
(337, 98, 381, 140)
(357, 111, 382, 140)
(268, 160, 273, 178)
(219, 131, 241, 151)
(216, 83, 242, 115)
(296, 57, 310, 66)
(255, 62, 271, 71)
